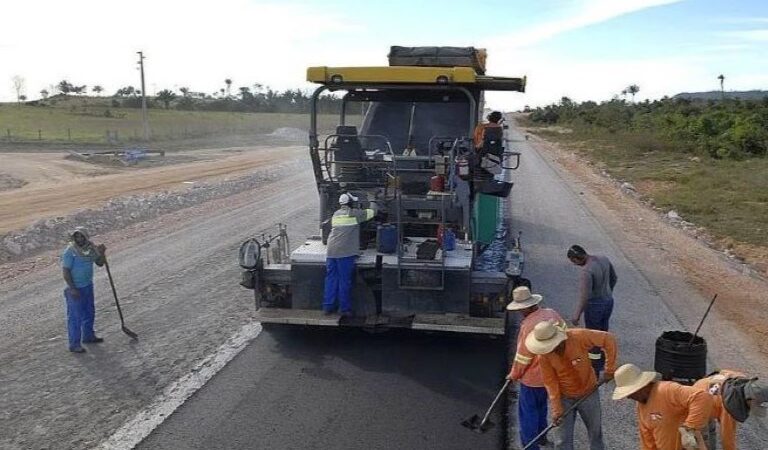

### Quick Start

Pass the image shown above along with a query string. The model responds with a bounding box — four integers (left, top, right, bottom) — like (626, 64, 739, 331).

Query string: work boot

(69, 347, 86, 353)
(83, 337, 104, 344)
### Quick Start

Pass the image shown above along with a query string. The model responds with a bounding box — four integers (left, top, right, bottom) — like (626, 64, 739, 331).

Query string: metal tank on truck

(239, 46, 528, 336)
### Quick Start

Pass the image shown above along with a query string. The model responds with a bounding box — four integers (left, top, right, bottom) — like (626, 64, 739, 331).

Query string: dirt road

(0, 146, 302, 233)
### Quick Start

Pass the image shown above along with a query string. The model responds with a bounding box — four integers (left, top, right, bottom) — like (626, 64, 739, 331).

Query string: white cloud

(721, 29, 768, 42)
(491, 0, 684, 49)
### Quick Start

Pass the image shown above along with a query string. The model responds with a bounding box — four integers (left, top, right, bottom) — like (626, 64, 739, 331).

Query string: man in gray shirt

(323, 193, 376, 316)
(567, 244, 617, 375)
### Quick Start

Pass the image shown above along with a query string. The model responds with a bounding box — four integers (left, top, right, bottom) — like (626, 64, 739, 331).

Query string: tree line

(11, 76, 343, 114)
(528, 94, 768, 160)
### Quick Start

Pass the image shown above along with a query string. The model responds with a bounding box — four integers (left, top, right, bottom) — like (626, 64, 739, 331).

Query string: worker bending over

(694, 369, 768, 450)
(323, 193, 375, 317)
(567, 244, 617, 375)
(505, 287, 566, 450)
(613, 363, 713, 450)
(526, 321, 618, 450)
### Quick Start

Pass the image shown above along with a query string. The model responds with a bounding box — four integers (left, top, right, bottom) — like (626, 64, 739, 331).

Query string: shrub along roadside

(521, 116, 768, 250)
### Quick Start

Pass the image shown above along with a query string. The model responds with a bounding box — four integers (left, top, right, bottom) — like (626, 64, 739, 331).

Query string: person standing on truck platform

(567, 244, 617, 375)
(62, 227, 106, 353)
(526, 321, 617, 450)
(506, 286, 566, 450)
(612, 363, 713, 450)
(473, 110, 504, 150)
(323, 193, 376, 317)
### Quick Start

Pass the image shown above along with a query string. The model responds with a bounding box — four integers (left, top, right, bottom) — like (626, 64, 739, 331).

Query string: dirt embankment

(0, 147, 301, 234)
(0, 146, 305, 263)
(524, 129, 768, 360)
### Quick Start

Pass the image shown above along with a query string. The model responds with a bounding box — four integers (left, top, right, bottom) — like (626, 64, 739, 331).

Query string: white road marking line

(96, 321, 263, 450)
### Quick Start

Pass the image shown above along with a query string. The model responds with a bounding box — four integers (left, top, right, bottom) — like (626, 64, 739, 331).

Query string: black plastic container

(654, 331, 707, 385)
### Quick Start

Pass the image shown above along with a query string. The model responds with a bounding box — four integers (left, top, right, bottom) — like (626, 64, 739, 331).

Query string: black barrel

(654, 331, 707, 385)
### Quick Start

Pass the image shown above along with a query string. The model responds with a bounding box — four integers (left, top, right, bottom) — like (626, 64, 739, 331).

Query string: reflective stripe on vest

(514, 353, 532, 365)
(331, 215, 359, 226)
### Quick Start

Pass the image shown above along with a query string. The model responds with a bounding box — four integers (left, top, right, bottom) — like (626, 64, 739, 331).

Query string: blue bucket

(443, 228, 456, 251)
(377, 224, 398, 253)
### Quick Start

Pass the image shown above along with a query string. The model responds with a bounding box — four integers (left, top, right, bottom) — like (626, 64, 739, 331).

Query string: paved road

(139, 125, 767, 449)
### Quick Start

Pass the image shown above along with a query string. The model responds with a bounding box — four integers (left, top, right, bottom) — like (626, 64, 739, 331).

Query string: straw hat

(612, 364, 661, 400)
(506, 286, 543, 311)
(525, 320, 567, 355)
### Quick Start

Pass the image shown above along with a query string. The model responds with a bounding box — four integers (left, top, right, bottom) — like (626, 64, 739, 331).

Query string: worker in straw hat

(693, 369, 768, 450)
(505, 286, 566, 450)
(612, 363, 714, 450)
(525, 321, 617, 450)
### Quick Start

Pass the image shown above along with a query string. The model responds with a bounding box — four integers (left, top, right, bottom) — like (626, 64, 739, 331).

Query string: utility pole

(137, 51, 150, 141)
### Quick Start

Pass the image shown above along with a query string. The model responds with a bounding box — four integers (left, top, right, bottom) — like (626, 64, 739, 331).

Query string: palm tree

(40, 89, 49, 100)
(224, 78, 232, 97)
(621, 89, 628, 101)
(156, 89, 177, 109)
(627, 84, 640, 102)
(92, 85, 104, 96)
(717, 74, 725, 99)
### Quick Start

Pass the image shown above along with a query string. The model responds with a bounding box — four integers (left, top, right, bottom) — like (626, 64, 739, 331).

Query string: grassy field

(525, 122, 768, 249)
(0, 98, 340, 145)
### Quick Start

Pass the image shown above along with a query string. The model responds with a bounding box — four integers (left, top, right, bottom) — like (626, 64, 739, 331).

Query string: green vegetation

(0, 96, 340, 145)
(525, 97, 768, 247)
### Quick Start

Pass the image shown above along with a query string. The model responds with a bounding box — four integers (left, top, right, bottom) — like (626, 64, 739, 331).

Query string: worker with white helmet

(323, 192, 376, 316)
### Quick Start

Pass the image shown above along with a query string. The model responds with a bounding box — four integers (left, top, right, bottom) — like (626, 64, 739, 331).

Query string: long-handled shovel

(461, 379, 511, 433)
(104, 258, 139, 340)
(522, 379, 608, 450)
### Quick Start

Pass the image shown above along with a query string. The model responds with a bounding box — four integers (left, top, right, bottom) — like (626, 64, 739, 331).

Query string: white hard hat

(339, 193, 358, 205)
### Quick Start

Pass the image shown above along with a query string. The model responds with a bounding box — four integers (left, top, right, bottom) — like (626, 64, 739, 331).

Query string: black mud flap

(240, 270, 256, 289)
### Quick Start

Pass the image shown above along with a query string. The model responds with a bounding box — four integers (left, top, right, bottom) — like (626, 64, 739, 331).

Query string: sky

(1, 0, 767, 110)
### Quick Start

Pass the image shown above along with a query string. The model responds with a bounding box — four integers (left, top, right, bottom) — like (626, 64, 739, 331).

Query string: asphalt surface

(137, 328, 506, 450)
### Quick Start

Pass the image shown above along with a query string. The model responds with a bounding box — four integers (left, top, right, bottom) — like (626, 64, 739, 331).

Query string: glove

(679, 427, 697, 450)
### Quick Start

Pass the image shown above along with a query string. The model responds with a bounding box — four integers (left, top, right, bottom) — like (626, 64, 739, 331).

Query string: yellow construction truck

(240, 46, 527, 335)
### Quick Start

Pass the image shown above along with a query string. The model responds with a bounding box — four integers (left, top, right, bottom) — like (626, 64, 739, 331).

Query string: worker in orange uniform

(505, 287, 566, 450)
(694, 369, 768, 450)
(694, 370, 742, 450)
(525, 321, 618, 450)
(612, 363, 713, 450)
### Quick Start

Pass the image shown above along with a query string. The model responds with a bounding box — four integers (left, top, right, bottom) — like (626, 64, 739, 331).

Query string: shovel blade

(461, 414, 495, 434)
(122, 326, 139, 340)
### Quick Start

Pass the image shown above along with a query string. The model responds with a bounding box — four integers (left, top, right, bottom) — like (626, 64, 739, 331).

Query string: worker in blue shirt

(61, 228, 106, 353)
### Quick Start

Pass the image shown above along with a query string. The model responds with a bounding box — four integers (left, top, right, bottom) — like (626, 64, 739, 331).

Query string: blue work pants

(584, 296, 614, 375)
(63, 284, 96, 350)
(519, 384, 549, 450)
(323, 256, 356, 313)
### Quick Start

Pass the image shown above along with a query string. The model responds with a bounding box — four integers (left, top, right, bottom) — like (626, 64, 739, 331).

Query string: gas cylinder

(430, 175, 445, 192)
